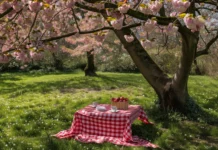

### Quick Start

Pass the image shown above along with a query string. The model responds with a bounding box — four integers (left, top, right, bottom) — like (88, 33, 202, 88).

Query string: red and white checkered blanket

(55, 104, 158, 148)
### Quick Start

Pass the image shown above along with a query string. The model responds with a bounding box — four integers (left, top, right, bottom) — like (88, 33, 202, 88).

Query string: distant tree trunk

(84, 49, 97, 76)
(52, 53, 63, 71)
(113, 26, 199, 113)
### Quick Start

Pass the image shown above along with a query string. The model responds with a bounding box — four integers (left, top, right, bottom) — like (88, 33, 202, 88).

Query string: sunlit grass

(0, 71, 217, 150)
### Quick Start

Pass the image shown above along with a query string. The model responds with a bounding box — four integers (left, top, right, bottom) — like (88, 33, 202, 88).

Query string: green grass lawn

(0, 71, 217, 150)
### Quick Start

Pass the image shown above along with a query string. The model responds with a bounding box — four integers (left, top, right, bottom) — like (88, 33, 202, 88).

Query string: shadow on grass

(44, 136, 114, 150)
(147, 103, 218, 126)
(201, 96, 218, 111)
(0, 75, 21, 81)
(142, 106, 218, 149)
(44, 133, 159, 150)
(0, 74, 148, 98)
(132, 123, 160, 142)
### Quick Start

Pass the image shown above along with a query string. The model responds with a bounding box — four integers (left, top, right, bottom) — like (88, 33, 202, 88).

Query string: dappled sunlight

(0, 72, 217, 149)
(0, 72, 153, 99)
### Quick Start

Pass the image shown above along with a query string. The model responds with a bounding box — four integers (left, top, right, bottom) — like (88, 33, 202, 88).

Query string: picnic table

(54, 104, 158, 148)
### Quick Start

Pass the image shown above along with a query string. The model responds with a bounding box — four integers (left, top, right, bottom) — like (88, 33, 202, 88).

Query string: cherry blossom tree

(63, 32, 106, 76)
(0, 0, 218, 113)
(62, 12, 107, 76)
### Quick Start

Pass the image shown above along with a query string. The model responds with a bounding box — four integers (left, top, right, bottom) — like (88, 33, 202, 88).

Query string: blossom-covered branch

(77, 2, 177, 26)
(41, 23, 142, 43)
(0, 7, 13, 18)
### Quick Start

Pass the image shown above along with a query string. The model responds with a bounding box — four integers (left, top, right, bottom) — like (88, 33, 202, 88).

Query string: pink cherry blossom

(164, 23, 178, 35)
(148, 1, 163, 14)
(45, 44, 58, 53)
(139, 4, 152, 14)
(0, 2, 11, 13)
(29, 1, 42, 12)
(43, 8, 54, 20)
(66, 0, 75, 8)
(184, 14, 205, 32)
(13, 51, 31, 63)
(111, 17, 124, 30)
(124, 35, 134, 43)
(118, 3, 130, 14)
(172, 0, 190, 13)
(12, 1, 23, 12)
(43, 22, 53, 30)
(141, 39, 152, 49)
(143, 19, 157, 32)
(170, 12, 177, 17)
(30, 51, 44, 61)
(184, 14, 196, 31)
(195, 16, 206, 31)
(109, 11, 123, 19)
(95, 3, 104, 10)
(106, 9, 113, 16)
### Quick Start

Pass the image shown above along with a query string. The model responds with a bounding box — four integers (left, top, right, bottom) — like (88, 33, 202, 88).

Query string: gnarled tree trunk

(113, 26, 198, 113)
(84, 49, 97, 76)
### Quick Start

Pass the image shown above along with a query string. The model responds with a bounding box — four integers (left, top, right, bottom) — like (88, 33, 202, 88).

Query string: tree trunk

(84, 49, 97, 76)
(52, 53, 63, 71)
(112, 26, 198, 112)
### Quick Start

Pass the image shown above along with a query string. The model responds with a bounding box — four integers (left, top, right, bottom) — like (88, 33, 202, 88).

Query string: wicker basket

(111, 101, 128, 110)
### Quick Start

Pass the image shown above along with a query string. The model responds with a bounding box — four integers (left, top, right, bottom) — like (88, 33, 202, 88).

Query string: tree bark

(112, 26, 198, 112)
(52, 53, 63, 71)
(84, 49, 97, 76)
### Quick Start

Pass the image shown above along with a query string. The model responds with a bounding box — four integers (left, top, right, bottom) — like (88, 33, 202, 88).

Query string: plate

(110, 109, 119, 113)
(96, 106, 107, 111)
(90, 105, 97, 108)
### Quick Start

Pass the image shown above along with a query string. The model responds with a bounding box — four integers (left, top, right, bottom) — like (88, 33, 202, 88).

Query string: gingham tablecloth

(55, 104, 158, 148)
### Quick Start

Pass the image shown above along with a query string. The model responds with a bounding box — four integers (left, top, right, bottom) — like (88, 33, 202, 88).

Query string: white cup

(111, 106, 117, 111)
(92, 102, 98, 107)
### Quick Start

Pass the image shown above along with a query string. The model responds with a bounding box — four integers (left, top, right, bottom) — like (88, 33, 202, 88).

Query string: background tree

(63, 32, 106, 76)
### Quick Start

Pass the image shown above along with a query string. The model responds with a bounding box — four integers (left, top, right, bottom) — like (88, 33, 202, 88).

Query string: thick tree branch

(75, 2, 100, 13)
(38, 8, 69, 42)
(41, 32, 78, 43)
(42, 23, 141, 43)
(196, 33, 218, 57)
(1, 21, 141, 55)
(0, 7, 13, 19)
(76, 2, 177, 26)
(105, 3, 177, 25)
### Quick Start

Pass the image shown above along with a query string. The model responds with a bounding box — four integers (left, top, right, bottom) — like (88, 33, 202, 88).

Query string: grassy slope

(0, 71, 217, 150)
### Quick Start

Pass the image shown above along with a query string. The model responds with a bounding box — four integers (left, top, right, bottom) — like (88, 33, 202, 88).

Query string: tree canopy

(0, 0, 217, 63)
